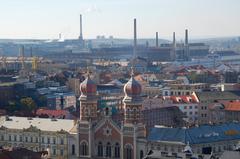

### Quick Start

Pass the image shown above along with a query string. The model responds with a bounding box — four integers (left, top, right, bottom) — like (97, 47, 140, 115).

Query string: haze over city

(1, 1, 240, 159)
(0, 0, 240, 39)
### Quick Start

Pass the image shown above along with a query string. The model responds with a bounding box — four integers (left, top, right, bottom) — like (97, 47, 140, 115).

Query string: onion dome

(80, 74, 96, 97)
(123, 67, 142, 103)
(124, 76, 141, 96)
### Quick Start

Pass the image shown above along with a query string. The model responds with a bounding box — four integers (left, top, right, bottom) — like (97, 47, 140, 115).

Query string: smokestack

(19, 45, 24, 57)
(156, 32, 159, 48)
(79, 14, 83, 40)
(133, 18, 137, 58)
(30, 47, 33, 57)
(184, 29, 190, 61)
(171, 32, 176, 61)
(19, 45, 25, 70)
(173, 32, 176, 47)
(59, 33, 62, 40)
(185, 29, 188, 46)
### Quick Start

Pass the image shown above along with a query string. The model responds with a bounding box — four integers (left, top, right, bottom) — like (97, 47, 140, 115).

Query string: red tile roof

(36, 109, 68, 118)
(224, 101, 240, 111)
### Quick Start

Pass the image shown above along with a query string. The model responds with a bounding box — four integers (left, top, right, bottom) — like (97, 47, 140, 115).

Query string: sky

(0, 0, 240, 39)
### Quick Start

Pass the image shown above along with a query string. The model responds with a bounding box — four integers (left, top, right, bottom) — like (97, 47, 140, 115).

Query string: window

(178, 147, 181, 152)
(25, 136, 28, 142)
(98, 142, 103, 157)
(125, 145, 132, 159)
(140, 150, 144, 159)
(60, 138, 64, 145)
(80, 141, 88, 156)
(19, 135, 22, 142)
(14, 135, 17, 141)
(60, 149, 64, 156)
(72, 144, 75, 155)
(106, 142, 111, 157)
(1, 135, 4, 141)
(115, 143, 120, 158)
(105, 107, 109, 116)
(47, 137, 50, 144)
(41, 137, 44, 143)
(35, 137, 38, 143)
(30, 137, 33, 142)
(53, 149, 56, 155)
(53, 138, 56, 144)
(189, 106, 192, 109)
(9, 135, 11, 141)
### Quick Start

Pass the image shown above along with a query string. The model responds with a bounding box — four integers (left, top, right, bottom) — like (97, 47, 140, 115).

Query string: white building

(0, 116, 78, 159)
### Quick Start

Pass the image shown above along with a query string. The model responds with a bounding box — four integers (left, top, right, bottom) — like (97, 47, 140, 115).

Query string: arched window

(98, 142, 103, 157)
(105, 107, 109, 116)
(125, 144, 133, 159)
(140, 150, 144, 159)
(115, 143, 120, 158)
(80, 141, 88, 156)
(106, 142, 111, 157)
(72, 144, 75, 155)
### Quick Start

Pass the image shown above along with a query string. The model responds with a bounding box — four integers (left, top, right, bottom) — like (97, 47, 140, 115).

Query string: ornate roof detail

(23, 125, 40, 132)
(79, 69, 97, 100)
(123, 67, 142, 103)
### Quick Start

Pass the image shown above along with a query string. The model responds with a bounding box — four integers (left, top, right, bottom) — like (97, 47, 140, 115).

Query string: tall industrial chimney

(133, 18, 137, 58)
(173, 32, 176, 48)
(184, 29, 190, 61)
(30, 47, 33, 57)
(171, 32, 176, 61)
(156, 32, 159, 48)
(185, 29, 188, 46)
(19, 45, 25, 70)
(19, 45, 24, 57)
(79, 14, 83, 40)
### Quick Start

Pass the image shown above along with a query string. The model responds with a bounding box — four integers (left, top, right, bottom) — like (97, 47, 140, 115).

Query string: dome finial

(86, 66, 90, 77)
(131, 66, 134, 77)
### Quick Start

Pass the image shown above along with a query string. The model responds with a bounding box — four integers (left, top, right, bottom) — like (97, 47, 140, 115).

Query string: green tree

(20, 97, 36, 112)
(6, 101, 17, 113)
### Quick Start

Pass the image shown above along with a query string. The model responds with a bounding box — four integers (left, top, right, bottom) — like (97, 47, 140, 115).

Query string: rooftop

(0, 116, 75, 133)
(148, 122, 240, 145)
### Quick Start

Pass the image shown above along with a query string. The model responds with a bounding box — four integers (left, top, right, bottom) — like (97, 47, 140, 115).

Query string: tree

(20, 97, 36, 112)
(6, 101, 18, 113)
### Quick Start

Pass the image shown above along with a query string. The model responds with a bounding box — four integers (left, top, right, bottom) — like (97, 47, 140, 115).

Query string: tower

(78, 71, 97, 158)
(184, 29, 190, 61)
(123, 68, 143, 124)
(79, 71, 98, 121)
(122, 68, 146, 159)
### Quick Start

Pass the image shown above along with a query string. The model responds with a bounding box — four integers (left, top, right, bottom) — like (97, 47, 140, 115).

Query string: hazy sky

(0, 0, 240, 39)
